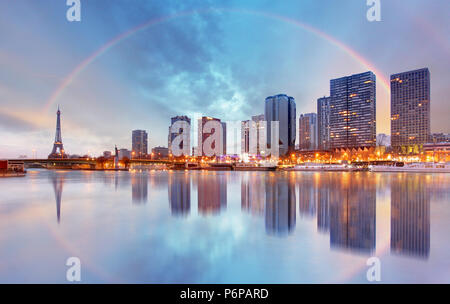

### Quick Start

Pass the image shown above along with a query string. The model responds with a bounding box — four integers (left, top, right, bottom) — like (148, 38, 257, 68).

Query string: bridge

(7, 158, 172, 168)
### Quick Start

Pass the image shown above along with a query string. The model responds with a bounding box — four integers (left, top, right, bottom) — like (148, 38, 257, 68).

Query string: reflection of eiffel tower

(48, 106, 67, 159)
(51, 173, 65, 223)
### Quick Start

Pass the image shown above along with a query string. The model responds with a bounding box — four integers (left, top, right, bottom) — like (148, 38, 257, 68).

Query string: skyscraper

(252, 114, 265, 156)
(241, 120, 250, 155)
(317, 96, 331, 150)
(265, 94, 296, 156)
(329, 71, 376, 149)
(197, 116, 225, 156)
(391, 68, 430, 153)
(168, 115, 191, 155)
(299, 113, 318, 151)
(132, 130, 148, 159)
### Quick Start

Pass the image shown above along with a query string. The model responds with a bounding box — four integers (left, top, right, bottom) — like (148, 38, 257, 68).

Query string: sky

(0, 0, 449, 158)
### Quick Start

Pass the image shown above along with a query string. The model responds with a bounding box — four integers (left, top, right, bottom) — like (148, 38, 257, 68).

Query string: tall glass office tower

(317, 96, 332, 150)
(329, 71, 376, 149)
(132, 129, 148, 159)
(299, 113, 318, 151)
(264, 94, 296, 156)
(391, 68, 430, 153)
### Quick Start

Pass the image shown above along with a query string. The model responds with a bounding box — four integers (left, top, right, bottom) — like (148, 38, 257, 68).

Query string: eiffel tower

(48, 106, 67, 159)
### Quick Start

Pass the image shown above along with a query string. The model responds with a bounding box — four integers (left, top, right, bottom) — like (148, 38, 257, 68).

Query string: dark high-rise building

(391, 68, 430, 153)
(241, 120, 250, 155)
(221, 122, 227, 156)
(317, 96, 332, 150)
(132, 130, 148, 159)
(329, 71, 376, 148)
(299, 113, 318, 151)
(265, 94, 296, 156)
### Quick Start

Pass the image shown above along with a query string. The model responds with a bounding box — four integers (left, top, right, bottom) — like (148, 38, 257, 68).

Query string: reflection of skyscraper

(391, 175, 430, 258)
(168, 172, 191, 217)
(329, 174, 376, 253)
(298, 173, 317, 217)
(265, 174, 296, 236)
(198, 173, 227, 215)
(131, 173, 148, 204)
(241, 172, 265, 216)
(317, 174, 331, 233)
(50, 172, 65, 223)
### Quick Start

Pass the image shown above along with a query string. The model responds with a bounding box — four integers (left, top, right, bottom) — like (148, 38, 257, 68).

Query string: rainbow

(43, 7, 390, 113)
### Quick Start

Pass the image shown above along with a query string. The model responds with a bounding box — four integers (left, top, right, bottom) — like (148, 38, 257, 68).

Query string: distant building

(132, 130, 148, 159)
(430, 133, 449, 143)
(265, 94, 296, 156)
(329, 71, 376, 149)
(118, 148, 131, 160)
(152, 146, 169, 159)
(391, 68, 430, 153)
(299, 113, 318, 151)
(317, 96, 332, 150)
(168, 116, 191, 155)
(103, 151, 112, 158)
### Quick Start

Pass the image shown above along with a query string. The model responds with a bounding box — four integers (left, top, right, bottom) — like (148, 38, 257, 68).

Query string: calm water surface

(0, 169, 449, 283)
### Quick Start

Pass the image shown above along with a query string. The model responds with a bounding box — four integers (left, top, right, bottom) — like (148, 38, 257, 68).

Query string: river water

(0, 169, 449, 283)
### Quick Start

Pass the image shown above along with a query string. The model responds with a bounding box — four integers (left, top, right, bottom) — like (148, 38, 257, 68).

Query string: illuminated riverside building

(265, 174, 296, 236)
(132, 130, 148, 159)
(168, 172, 191, 216)
(391, 68, 430, 153)
(168, 116, 191, 155)
(329, 72, 376, 149)
(329, 175, 376, 253)
(299, 113, 318, 151)
(317, 97, 331, 150)
(391, 175, 430, 258)
(265, 94, 296, 156)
